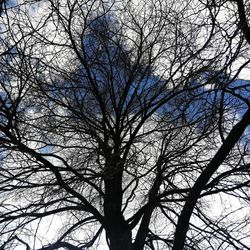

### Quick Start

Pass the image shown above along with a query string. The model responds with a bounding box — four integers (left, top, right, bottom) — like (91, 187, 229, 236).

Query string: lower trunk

(104, 159, 132, 250)
(107, 228, 132, 250)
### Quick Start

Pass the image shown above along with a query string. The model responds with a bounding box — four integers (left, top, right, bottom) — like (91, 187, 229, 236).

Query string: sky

(1, 0, 250, 249)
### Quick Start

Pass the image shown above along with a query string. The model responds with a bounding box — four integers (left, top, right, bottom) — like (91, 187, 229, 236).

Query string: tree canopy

(0, 0, 250, 249)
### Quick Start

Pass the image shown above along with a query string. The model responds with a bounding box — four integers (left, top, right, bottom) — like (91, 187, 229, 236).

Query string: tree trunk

(106, 227, 132, 250)
(104, 159, 133, 250)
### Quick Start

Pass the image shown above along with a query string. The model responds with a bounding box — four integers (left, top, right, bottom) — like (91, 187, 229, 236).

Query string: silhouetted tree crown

(0, 1, 250, 250)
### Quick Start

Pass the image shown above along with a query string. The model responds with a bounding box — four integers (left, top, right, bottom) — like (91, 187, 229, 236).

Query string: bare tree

(0, 0, 250, 250)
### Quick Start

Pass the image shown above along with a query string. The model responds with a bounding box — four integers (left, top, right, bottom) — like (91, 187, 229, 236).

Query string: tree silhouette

(0, 0, 250, 250)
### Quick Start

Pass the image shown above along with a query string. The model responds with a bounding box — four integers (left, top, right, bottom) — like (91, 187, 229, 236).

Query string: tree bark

(172, 108, 250, 250)
(104, 159, 132, 250)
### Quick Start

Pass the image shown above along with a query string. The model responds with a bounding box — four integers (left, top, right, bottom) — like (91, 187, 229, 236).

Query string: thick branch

(37, 242, 82, 250)
(235, 0, 250, 43)
(172, 108, 250, 250)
